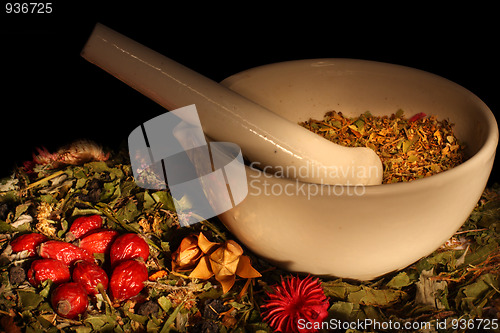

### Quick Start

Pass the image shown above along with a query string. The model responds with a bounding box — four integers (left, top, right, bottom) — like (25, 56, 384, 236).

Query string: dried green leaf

(84, 314, 116, 332)
(158, 296, 172, 312)
(17, 290, 44, 310)
(147, 319, 162, 332)
(414, 269, 448, 310)
(73, 326, 93, 333)
(100, 181, 120, 202)
(39, 279, 53, 298)
(120, 180, 139, 198)
(455, 273, 498, 316)
(328, 301, 356, 320)
(322, 279, 361, 300)
(84, 161, 111, 174)
(71, 207, 102, 217)
(137, 191, 156, 211)
(126, 311, 148, 325)
(14, 203, 30, 221)
(402, 139, 413, 153)
(0, 175, 19, 192)
(0, 220, 16, 233)
(416, 250, 463, 273)
(152, 191, 176, 211)
(35, 314, 54, 329)
(463, 242, 499, 266)
(328, 301, 375, 321)
(76, 177, 87, 189)
(57, 219, 68, 238)
(386, 271, 414, 289)
(115, 200, 140, 223)
(347, 286, 405, 307)
(161, 241, 170, 252)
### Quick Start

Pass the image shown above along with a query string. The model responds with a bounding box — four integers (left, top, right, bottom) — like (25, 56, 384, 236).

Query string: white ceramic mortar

(218, 59, 498, 280)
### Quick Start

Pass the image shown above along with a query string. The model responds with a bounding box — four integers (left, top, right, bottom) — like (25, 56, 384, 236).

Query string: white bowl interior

(222, 59, 494, 159)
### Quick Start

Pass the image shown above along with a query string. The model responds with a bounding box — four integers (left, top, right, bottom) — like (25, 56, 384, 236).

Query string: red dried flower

(261, 276, 329, 333)
(409, 112, 427, 122)
(22, 140, 109, 173)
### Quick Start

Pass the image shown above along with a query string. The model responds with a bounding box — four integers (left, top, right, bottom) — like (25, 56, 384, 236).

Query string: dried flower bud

(189, 233, 261, 294)
(171, 234, 204, 271)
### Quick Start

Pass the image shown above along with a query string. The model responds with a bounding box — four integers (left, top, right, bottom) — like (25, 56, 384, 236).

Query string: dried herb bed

(0, 148, 498, 333)
(299, 110, 465, 183)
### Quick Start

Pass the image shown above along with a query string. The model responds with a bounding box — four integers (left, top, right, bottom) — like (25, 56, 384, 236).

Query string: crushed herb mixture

(299, 110, 465, 183)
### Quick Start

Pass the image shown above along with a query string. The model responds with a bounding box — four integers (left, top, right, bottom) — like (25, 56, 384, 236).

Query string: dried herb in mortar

(299, 110, 465, 183)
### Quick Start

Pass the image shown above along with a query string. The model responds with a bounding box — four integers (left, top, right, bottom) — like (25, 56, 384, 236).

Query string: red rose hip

(110, 259, 148, 302)
(79, 229, 119, 255)
(72, 261, 109, 295)
(110, 233, 149, 267)
(10, 233, 48, 256)
(27, 258, 71, 287)
(51, 282, 88, 319)
(39, 240, 94, 266)
(67, 214, 103, 240)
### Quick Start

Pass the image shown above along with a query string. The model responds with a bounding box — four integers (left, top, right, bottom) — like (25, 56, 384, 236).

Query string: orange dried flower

(176, 233, 261, 294)
(171, 234, 204, 271)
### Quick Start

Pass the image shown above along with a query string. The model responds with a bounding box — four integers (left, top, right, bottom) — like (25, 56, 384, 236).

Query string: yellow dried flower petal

(190, 256, 214, 280)
(217, 275, 236, 294)
(209, 240, 243, 277)
(35, 218, 57, 238)
(181, 233, 261, 294)
(236, 255, 262, 279)
(197, 232, 218, 254)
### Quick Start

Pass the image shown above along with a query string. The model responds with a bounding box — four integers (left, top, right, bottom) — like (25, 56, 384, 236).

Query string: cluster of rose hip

(9, 215, 149, 319)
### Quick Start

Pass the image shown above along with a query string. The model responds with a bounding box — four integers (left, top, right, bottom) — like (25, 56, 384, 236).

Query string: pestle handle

(81, 23, 382, 185)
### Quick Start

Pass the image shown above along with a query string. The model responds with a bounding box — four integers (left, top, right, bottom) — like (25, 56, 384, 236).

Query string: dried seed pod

(9, 265, 26, 285)
(27, 258, 71, 287)
(171, 234, 203, 271)
(79, 229, 119, 255)
(10, 233, 48, 256)
(109, 259, 148, 302)
(67, 215, 103, 240)
(38, 240, 94, 266)
(72, 260, 109, 295)
(189, 233, 261, 294)
(109, 233, 149, 267)
(51, 282, 89, 319)
(137, 300, 160, 317)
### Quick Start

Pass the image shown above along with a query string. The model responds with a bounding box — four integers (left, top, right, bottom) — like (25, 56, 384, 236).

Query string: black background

(1, 3, 499, 183)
